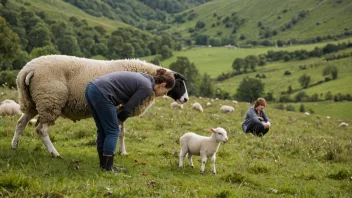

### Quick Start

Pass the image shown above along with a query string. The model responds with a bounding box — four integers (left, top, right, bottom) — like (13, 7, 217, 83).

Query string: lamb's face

(212, 127, 229, 143)
(167, 74, 189, 104)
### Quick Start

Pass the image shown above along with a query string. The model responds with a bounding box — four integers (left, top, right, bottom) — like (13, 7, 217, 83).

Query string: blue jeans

(85, 82, 120, 155)
(242, 122, 269, 137)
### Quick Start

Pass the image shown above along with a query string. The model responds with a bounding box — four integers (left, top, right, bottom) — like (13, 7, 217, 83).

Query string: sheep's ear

(174, 72, 187, 81)
(210, 128, 216, 133)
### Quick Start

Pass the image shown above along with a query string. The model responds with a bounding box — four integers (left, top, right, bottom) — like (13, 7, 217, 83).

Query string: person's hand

(265, 122, 271, 128)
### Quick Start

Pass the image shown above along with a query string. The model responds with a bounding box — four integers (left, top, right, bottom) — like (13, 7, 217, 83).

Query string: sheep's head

(210, 127, 228, 143)
(167, 72, 189, 104)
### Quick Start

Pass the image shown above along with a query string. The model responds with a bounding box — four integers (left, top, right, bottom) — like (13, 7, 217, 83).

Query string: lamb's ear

(210, 128, 216, 133)
(173, 72, 187, 81)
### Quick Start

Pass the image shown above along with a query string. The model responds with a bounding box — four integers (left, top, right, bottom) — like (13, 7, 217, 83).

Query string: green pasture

(13, 0, 131, 33)
(156, 37, 352, 77)
(0, 87, 351, 197)
(166, 0, 352, 42)
(215, 54, 352, 99)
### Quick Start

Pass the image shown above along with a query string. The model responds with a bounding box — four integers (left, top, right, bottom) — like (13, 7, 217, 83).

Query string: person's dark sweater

(92, 71, 154, 122)
(242, 107, 270, 132)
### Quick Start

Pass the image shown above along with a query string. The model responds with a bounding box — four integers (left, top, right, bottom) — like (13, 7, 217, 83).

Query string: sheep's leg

(118, 122, 128, 155)
(200, 152, 207, 174)
(210, 154, 216, 174)
(179, 150, 187, 167)
(11, 112, 37, 149)
(187, 153, 194, 168)
(36, 123, 61, 157)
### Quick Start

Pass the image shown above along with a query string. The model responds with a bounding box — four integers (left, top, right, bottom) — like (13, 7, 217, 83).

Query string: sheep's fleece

(12, 55, 188, 157)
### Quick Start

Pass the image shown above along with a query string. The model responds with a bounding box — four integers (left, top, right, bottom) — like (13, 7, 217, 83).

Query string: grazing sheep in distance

(192, 102, 203, 112)
(220, 105, 234, 113)
(232, 100, 238, 105)
(170, 101, 184, 109)
(339, 122, 348, 127)
(305, 112, 310, 115)
(11, 55, 189, 157)
(0, 99, 22, 115)
(179, 127, 228, 174)
(206, 102, 211, 107)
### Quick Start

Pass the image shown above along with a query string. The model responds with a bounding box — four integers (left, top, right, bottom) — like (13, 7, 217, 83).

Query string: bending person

(85, 69, 175, 171)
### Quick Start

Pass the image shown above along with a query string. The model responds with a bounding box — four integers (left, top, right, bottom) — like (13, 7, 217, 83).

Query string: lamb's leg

(36, 123, 61, 157)
(179, 150, 187, 167)
(187, 153, 194, 168)
(11, 112, 37, 149)
(200, 152, 207, 174)
(210, 154, 216, 174)
(118, 122, 128, 155)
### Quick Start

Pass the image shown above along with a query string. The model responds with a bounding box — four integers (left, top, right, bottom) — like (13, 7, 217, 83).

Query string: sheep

(192, 102, 203, 112)
(220, 105, 234, 113)
(179, 127, 228, 174)
(232, 100, 238, 105)
(170, 101, 183, 109)
(206, 102, 211, 107)
(305, 112, 310, 115)
(339, 122, 348, 127)
(11, 55, 189, 157)
(0, 99, 22, 115)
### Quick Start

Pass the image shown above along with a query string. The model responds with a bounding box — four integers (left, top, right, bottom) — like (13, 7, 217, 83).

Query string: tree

(298, 74, 311, 88)
(169, 56, 200, 95)
(245, 55, 258, 72)
(30, 45, 59, 59)
(323, 65, 338, 80)
(27, 23, 52, 51)
(56, 35, 81, 56)
(232, 58, 245, 73)
(160, 45, 173, 60)
(0, 17, 19, 61)
(235, 77, 264, 102)
(199, 73, 214, 97)
(195, 21, 206, 29)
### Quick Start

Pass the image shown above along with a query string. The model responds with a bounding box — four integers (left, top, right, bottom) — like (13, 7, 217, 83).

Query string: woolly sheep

(206, 102, 211, 107)
(11, 55, 189, 157)
(170, 101, 183, 109)
(220, 105, 234, 113)
(179, 127, 228, 174)
(305, 112, 310, 115)
(0, 99, 22, 115)
(192, 102, 203, 112)
(339, 122, 348, 127)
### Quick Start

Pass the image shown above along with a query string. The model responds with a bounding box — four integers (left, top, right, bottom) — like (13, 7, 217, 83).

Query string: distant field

(165, 0, 352, 42)
(13, 0, 131, 33)
(157, 37, 352, 77)
(215, 55, 352, 98)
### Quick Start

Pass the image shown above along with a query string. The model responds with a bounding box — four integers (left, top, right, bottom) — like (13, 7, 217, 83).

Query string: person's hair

(154, 69, 175, 89)
(254, 98, 267, 107)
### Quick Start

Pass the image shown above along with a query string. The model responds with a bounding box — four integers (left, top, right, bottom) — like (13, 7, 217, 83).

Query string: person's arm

(262, 111, 271, 127)
(117, 87, 152, 122)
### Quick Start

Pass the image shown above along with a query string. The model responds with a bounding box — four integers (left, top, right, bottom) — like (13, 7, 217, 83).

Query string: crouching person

(85, 69, 175, 171)
(242, 98, 271, 137)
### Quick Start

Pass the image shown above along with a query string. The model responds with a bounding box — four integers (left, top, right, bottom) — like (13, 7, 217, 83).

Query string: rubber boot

(102, 155, 114, 171)
(98, 150, 104, 169)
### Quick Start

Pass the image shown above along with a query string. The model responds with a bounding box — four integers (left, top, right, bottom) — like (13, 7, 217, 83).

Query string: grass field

(165, 0, 352, 42)
(156, 37, 352, 77)
(12, 0, 131, 33)
(0, 87, 351, 197)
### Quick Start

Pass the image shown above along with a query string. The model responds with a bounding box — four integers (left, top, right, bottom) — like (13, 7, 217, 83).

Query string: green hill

(166, 0, 352, 44)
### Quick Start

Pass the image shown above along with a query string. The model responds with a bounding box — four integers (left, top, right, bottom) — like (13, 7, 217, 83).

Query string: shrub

(286, 105, 295, 111)
(299, 104, 305, 112)
(284, 70, 291, 75)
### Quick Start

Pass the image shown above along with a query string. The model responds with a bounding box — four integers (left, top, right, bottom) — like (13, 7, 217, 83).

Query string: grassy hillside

(166, 0, 352, 42)
(13, 0, 131, 33)
(0, 87, 351, 197)
(155, 37, 352, 77)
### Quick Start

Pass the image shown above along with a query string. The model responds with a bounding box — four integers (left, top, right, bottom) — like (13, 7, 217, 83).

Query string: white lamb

(220, 105, 234, 113)
(179, 127, 228, 174)
(170, 101, 183, 109)
(11, 55, 189, 157)
(192, 102, 203, 112)
(206, 102, 211, 107)
(0, 99, 22, 115)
